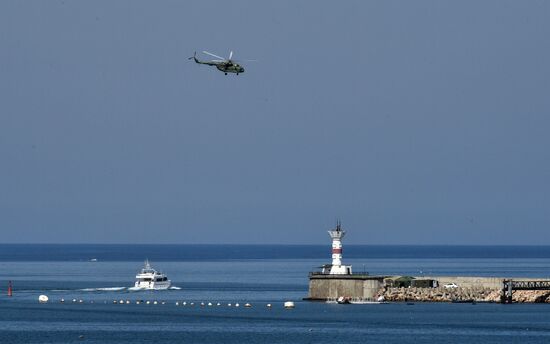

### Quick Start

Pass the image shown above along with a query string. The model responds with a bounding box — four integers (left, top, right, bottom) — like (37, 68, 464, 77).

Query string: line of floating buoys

(48, 297, 295, 309)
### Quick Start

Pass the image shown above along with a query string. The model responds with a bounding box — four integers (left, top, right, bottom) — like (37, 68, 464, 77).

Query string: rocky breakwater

(379, 287, 550, 303)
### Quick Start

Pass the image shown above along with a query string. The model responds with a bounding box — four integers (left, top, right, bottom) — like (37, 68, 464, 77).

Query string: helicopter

(189, 51, 246, 75)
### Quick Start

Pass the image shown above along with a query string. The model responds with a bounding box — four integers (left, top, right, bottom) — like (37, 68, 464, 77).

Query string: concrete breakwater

(380, 287, 550, 303)
(308, 274, 550, 303)
(309, 224, 550, 303)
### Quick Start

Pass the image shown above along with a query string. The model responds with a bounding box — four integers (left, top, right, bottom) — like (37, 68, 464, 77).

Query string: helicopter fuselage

(216, 63, 245, 74)
(191, 53, 245, 75)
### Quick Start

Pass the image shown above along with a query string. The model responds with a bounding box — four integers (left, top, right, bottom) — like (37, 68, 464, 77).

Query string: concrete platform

(308, 274, 386, 300)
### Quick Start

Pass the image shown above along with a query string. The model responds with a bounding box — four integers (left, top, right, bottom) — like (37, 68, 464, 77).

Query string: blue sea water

(1, 245, 550, 343)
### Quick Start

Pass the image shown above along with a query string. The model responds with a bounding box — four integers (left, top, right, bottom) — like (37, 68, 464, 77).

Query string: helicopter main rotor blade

(202, 51, 226, 61)
(232, 59, 258, 63)
(228, 51, 233, 60)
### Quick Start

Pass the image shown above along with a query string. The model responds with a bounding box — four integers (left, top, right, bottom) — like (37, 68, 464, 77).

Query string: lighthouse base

(322, 264, 352, 275)
(307, 274, 386, 301)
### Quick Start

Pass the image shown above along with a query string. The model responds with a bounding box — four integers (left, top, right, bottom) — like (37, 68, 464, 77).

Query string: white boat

(349, 300, 388, 304)
(134, 260, 171, 290)
(328, 297, 387, 304)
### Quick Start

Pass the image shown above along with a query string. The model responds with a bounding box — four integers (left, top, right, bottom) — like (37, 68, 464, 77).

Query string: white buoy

(183, 302, 187, 306)
(266, 303, 272, 308)
(235, 303, 240, 307)
(146, 301, 150, 305)
(38, 295, 49, 303)
(175, 301, 179, 306)
(126, 300, 130, 304)
(216, 302, 221, 306)
(153, 301, 158, 305)
(284, 301, 295, 309)
(207, 302, 213, 306)
(60, 298, 65, 303)
(227, 303, 232, 307)
(190, 302, 194, 306)
(244, 303, 252, 308)
(72, 299, 77, 303)
(136, 301, 141, 304)
(79, 299, 83, 303)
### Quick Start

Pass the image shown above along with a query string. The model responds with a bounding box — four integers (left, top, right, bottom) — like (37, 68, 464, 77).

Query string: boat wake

(127, 286, 146, 291)
(40, 284, 183, 293)
(79, 287, 127, 292)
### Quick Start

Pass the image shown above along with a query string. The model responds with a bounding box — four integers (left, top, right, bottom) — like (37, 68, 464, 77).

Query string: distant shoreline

(2, 244, 550, 262)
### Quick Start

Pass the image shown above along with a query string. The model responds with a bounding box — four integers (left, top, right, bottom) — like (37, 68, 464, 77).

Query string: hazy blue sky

(1, 1, 549, 244)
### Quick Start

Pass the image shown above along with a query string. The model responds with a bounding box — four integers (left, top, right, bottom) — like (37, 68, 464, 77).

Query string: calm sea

(1, 245, 550, 343)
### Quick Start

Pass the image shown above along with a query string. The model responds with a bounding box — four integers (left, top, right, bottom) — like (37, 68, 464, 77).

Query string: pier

(501, 280, 550, 303)
(306, 223, 550, 303)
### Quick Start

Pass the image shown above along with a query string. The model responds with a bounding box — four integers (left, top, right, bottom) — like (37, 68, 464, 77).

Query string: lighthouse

(323, 221, 352, 275)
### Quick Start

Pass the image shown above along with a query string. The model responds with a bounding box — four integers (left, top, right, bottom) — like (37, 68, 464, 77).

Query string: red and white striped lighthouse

(329, 221, 345, 266)
(325, 221, 352, 275)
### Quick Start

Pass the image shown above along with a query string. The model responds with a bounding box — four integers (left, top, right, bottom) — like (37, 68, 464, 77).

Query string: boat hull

(134, 281, 172, 290)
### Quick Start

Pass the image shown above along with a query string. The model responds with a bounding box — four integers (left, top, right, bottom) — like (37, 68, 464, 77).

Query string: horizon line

(1, 243, 550, 247)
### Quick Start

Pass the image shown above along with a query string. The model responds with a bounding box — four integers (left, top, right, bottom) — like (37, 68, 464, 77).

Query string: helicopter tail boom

(189, 51, 219, 66)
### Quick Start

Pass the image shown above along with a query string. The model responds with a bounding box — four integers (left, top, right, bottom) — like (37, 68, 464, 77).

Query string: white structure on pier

(322, 221, 352, 275)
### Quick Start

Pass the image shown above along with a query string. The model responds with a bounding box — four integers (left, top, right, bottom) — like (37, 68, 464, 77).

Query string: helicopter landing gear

(236, 73, 239, 75)
(225, 72, 228, 75)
